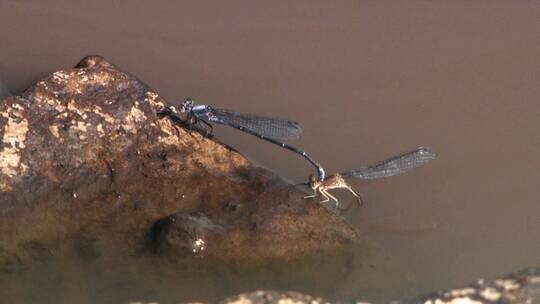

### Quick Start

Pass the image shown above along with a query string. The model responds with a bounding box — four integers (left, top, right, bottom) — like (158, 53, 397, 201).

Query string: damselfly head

(180, 98, 194, 113)
(417, 146, 437, 159)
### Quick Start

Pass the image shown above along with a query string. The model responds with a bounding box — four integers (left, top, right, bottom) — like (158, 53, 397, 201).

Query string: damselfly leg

(197, 119, 214, 137)
(344, 183, 363, 206)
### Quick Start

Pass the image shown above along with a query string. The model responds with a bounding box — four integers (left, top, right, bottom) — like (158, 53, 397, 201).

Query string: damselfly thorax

(162, 98, 326, 181)
(304, 147, 436, 208)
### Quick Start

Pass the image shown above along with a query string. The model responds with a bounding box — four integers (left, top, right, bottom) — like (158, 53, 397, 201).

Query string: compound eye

(180, 99, 193, 113)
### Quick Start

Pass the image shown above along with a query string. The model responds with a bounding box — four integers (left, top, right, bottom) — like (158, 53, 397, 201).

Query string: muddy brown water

(1, 1, 540, 303)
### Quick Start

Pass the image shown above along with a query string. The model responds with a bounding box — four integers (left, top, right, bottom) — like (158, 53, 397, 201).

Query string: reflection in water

(0, 240, 411, 304)
(0, 80, 10, 98)
(1, 1, 540, 303)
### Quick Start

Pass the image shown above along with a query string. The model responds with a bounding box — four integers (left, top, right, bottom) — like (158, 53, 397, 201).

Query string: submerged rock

(0, 56, 356, 269)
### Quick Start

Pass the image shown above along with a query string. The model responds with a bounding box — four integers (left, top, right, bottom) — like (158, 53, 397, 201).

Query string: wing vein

(341, 147, 436, 179)
(206, 108, 303, 141)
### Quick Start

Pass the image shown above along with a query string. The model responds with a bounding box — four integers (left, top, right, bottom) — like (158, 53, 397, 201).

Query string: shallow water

(1, 1, 540, 303)
(0, 241, 409, 304)
(0, 79, 10, 98)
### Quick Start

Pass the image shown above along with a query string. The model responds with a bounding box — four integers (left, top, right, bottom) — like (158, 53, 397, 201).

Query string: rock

(415, 267, 540, 304)
(219, 290, 335, 304)
(148, 183, 357, 259)
(217, 267, 540, 304)
(0, 56, 357, 269)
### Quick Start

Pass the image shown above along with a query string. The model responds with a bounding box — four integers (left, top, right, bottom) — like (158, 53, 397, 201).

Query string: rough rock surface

(218, 267, 540, 304)
(219, 290, 334, 304)
(0, 56, 356, 269)
(415, 267, 540, 304)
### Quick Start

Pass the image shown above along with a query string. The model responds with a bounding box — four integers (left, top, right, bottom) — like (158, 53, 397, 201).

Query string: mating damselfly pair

(162, 98, 436, 209)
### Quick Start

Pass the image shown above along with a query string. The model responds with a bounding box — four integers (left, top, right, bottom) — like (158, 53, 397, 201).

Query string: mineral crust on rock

(219, 290, 335, 304)
(0, 56, 356, 269)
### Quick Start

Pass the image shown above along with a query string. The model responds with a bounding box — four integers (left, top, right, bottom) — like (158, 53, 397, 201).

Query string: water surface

(1, 1, 540, 303)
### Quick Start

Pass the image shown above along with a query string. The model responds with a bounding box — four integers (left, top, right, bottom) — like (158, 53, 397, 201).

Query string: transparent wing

(341, 147, 436, 179)
(206, 108, 303, 141)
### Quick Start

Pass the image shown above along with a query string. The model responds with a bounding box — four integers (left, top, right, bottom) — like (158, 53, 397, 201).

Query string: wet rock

(415, 267, 540, 304)
(0, 56, 357, 268)
(218, 267, 540, 304)
(149, 180, 357, 259)
(219, 290, 335, 304)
